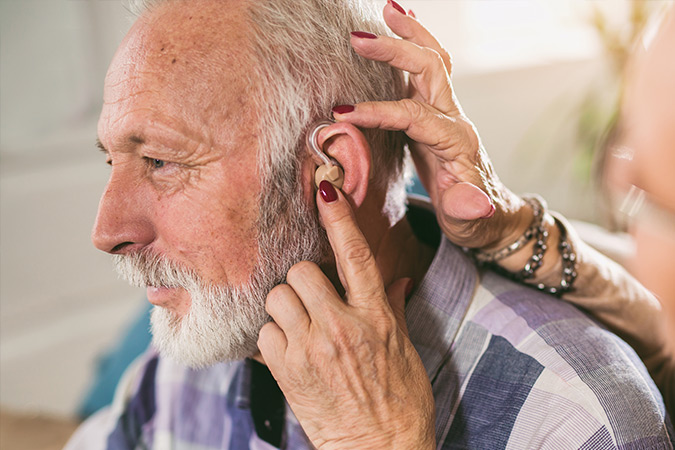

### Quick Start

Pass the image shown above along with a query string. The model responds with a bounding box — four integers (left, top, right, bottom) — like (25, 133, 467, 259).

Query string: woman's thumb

(440, 181, 493, 221)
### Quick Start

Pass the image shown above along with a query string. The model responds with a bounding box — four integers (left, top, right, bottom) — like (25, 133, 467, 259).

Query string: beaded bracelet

(534, 216, 577, 295)
(517, 223, 549, 280)
(468, 194, 578, 297)
(472, 195, 546, 263)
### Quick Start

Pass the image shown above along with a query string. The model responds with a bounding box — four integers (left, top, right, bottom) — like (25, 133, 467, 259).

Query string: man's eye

(149, 158, 166, 169)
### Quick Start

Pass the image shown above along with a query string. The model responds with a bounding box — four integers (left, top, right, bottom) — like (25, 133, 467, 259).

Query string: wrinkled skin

(335, 2, 528, 251)
(258, 184, 435, 450)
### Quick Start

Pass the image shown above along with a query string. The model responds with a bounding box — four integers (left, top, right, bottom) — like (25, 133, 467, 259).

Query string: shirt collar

(405, 210, 478, 380)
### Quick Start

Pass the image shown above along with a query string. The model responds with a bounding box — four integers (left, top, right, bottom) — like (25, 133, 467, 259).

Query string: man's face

(93, 1, 326, 366)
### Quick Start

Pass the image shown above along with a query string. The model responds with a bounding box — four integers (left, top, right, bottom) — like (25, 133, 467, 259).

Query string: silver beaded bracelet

(472, 195, 546, 263)
(468, 195, 578, 296)
(518, 222, 549, 280)
(534, 216, 577, 296)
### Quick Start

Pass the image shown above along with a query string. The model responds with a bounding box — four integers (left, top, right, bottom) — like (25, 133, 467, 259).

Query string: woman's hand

(257, 181, 436, 450)
(335, 1, 529, 250)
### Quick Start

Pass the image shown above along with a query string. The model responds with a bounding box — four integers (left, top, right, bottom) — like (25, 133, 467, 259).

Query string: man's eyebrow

(96, 135, 145, 153)
(129, 135, 144, 145)
(96, 138, 108, 154)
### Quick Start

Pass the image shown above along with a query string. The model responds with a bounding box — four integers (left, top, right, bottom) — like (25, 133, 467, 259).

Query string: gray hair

(127, 0, 409, 222)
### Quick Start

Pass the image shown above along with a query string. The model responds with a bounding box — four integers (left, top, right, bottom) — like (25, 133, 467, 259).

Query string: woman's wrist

(479, 185, 536, 250)
(477, 195, 533, 254)
(470, 194, 570, 291)
(494, 213, 561, 278)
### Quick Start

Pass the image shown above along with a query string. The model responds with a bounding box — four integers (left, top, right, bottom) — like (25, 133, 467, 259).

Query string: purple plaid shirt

(67, 227, 674, 449)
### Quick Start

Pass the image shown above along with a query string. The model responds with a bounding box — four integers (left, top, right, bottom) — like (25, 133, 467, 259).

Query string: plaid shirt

(67, 237, 674, 449)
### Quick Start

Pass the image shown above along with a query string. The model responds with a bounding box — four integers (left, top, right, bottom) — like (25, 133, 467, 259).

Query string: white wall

(0, 0, 635, 417)
(1, 0, 142, 417)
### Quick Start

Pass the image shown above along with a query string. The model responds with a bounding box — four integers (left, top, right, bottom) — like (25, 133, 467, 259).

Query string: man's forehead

(110, 0, 253, 75)
(100, 0, 259, 146)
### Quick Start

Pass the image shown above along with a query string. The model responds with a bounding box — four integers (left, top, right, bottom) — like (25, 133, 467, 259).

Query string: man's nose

(91, 175, 154, 255)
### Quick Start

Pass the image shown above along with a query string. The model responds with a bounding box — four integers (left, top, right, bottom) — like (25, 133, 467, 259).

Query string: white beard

(112, 185, 329, 368)
(148, 265, 276, 367)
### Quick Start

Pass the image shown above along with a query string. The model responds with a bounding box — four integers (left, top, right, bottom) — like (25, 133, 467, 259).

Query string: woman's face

(608, 10, 675, 338)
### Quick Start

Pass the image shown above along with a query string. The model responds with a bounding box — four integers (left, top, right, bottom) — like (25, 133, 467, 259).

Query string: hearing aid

(307, 120, 345, 190)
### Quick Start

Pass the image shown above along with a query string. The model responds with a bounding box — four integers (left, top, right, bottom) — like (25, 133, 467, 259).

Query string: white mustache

(112, 250, 200, 290)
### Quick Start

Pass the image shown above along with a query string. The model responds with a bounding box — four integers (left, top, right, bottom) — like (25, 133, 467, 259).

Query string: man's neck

(350, 193, 437, 296)
(371, 216, 436, 292)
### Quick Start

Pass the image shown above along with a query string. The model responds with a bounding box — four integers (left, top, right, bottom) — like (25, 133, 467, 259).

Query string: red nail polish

(319, 180, 338, 203)
(332, 104, 355, 115)
(408, 9, 416, 18)
(390, 0, 407, 15)
(351, 31, 377, 39)
(482, 204, 496, 219)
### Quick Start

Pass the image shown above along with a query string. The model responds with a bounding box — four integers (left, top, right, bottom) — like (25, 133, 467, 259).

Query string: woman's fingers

(257, 321, 287, 369)
(285, 261, 347, 319)
(265, 283, 311, 339)
(315, 185, 387, 309)
(350, 33, 456, 114)
(332, 100, 476, 157)
(382, 1, 453, 76)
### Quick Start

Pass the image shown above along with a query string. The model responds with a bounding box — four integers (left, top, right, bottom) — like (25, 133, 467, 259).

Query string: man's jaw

(110, 189, 329, 366)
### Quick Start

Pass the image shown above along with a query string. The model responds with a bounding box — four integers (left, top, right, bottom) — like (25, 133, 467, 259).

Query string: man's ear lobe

(316, 122, 371, 208)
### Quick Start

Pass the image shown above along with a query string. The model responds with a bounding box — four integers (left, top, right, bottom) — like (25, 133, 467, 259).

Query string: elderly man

(68, 0, 672, 448)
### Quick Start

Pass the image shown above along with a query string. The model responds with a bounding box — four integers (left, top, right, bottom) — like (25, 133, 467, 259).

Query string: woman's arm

(336, 0, 674, 412)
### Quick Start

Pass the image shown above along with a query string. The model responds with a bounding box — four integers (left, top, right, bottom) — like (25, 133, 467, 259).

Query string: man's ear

(315, 122, 371, 208)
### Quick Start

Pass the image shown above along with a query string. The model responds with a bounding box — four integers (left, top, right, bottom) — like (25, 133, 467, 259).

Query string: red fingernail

(408, 9, 416, 18)
(332, 104, 355, 115)
(351, 31, 377, 39)
(389, 0, 407, 15)
(319, 180, 338, 203)
(482, 204, 496, 219)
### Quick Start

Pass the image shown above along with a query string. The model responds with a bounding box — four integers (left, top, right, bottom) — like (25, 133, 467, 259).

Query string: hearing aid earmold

(307, 120, 345, 190)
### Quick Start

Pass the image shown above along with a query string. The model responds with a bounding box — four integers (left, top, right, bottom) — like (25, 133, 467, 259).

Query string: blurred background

(0, 0, 669, 447)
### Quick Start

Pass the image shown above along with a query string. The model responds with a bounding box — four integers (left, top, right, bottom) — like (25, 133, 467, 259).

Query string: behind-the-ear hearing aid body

(307, 121, 344, 189)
